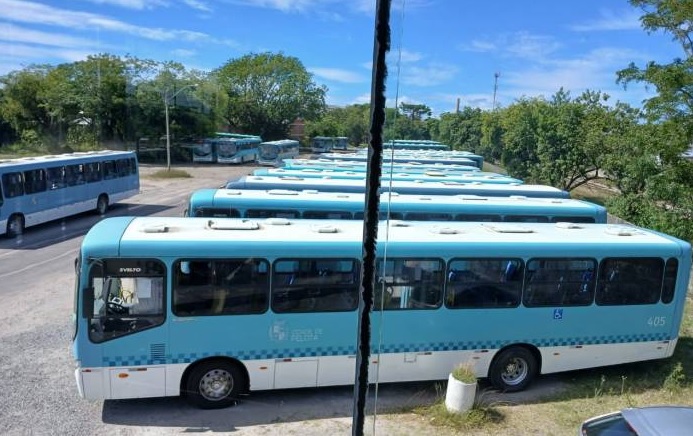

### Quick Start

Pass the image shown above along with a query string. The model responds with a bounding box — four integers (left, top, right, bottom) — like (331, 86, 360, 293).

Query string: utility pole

(163, 84, 197, 171)
(493, 72, 500, 110)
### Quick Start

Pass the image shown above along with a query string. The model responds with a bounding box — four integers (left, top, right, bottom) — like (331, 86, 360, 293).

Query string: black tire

(489, 347, 537, 392)
(6, 214, 24, 238)
(185, 360, 245, 409)
(96, 195, 109, 215)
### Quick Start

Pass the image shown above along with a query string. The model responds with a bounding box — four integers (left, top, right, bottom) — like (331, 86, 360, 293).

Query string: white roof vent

(141, 223, 169, 233)
(555, 222, 582, 229)
(483, 224, 534, 234)
(312, 224, 339, 233)
(605, 225, 640, 236)
(388, 220, 410, 227)
(509, 195, 528, 200)
(268, 189, 299, 196)
(431, 226, 459, 235)
(303, 189, 320, 194)
(208, 219, 259, 230)
(221, 189, 242, 196)
(456, 195, 487, 201)
(265, 218, 291, 226)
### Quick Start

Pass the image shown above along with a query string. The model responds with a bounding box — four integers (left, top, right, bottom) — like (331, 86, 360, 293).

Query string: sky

(0, 0, 685, 116)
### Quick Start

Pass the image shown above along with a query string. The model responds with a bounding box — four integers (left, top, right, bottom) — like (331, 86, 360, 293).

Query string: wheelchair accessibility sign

(553, 309, 563, 320)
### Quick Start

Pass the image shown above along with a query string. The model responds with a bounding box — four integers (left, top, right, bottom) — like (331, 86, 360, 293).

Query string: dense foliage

(0, 2, 691, 241)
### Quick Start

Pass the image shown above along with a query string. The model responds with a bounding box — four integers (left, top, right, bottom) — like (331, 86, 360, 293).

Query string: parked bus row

(224, 175, 569, 198)
(72, 217, 692, 409)
(311, 136, 349, 153)
(282, 158, 480, 173)
(0, 150, 140, 237)
(252, 167, 522, 185)
(185, 189, 607, 223)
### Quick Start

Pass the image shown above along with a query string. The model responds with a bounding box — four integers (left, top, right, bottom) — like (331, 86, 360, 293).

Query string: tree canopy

(214, 52, 327, 141)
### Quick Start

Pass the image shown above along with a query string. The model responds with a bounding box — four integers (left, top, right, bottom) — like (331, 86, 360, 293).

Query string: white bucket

(445, 373, 477, 413)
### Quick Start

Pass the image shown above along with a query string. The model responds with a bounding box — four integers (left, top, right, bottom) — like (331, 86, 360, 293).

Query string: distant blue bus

(0, 150, 139, 237)
(192, 138, 217, 163)
(385, 140, 449, 151)
(225, 175, 570, 198)
(257, 140, 300, 166)
(186, 188, 607, 223)
(252, 167, 523, 185)
(311, 136, 336, 153)
(216, 136, 263, 164)
(282, 158, 480, 173)
(73, 216, 691, 408)
(317, 152, 478, 168)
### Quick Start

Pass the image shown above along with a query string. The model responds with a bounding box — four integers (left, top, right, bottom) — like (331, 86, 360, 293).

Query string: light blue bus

(385, 140, 449, 151)
(185, 189, 607, 223)
(311, 136, 336, 153)
(257, 140, 300, 166)
(282, 158, 480, 173)
(73, 217, 691, 408)
(252, 167, 522, 185)
(216, 136, 263, 164)
(191, 138, 217, 163)
(317, 152, 478, 168)
(0, 150, 139, 238)
(359, 148, 484, 168)
(224, 175, 570, 198)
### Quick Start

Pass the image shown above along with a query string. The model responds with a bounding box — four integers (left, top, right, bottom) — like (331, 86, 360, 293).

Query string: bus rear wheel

(6, 214, 24, 238)
(96, 195, 109, 215)
(489, 347, 537, 392)
(185, 360, 245, 409)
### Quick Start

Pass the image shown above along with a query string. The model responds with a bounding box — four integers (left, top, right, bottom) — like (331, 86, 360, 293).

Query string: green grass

(147, 168, 192, 178)
(410, 294, 693, 434)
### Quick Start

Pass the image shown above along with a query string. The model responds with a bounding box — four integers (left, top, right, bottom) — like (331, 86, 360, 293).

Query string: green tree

(613, 0, 693, 241)
(434, 107, 483, 152)
(0, 65, 53, 150)
(214, 52, 327, 140)
(399, 102, 431, 120)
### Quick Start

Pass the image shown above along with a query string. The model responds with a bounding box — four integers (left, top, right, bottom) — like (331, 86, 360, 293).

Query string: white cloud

(0, 0, 236, 46)
(226, 0, 329, 13)
(183, 0, 212, 12)
(392, 49, 422, 63)
(400, 62, 458, 87)
(310, 67, 367, 84)
(0, 41, 91, 64)
(499, 47, 651, 105)
(458, 39, 497, 53)
(571, 9, 642, 32)
(171, 48, 197, 57)
(505, 32, 561, 60)
(458, 32, 560, 61)
(85, 0, 169, 10)
(0, 23, 100, 49)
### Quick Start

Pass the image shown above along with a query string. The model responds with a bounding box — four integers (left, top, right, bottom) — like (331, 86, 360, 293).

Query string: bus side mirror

(82, 288, 94, 318)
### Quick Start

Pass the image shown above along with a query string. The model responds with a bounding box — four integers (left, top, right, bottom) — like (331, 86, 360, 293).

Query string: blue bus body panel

(187, 189, 607, 223)
(283, 159, 480, 173)
(225, 176, 570, 198)
(75, 218, 691, 371)
(252, 168, 523, 184)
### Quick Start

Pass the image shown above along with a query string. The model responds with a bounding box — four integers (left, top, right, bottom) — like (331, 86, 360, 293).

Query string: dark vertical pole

(352, 0, 391, 435)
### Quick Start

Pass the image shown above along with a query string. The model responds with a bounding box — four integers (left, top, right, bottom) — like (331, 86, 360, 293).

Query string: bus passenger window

(446, 258, 522, 309)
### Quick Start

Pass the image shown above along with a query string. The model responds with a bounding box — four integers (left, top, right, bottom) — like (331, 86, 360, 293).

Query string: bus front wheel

(96, 195, 109, 215)
(6, 214, 24, 238)
(488, 347, 537, 392)
(185, 360, 245, 409)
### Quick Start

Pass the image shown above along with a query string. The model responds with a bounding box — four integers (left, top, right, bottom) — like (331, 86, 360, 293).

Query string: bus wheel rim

(199, 369, 233, 401)
(501, 357, 528, 386)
